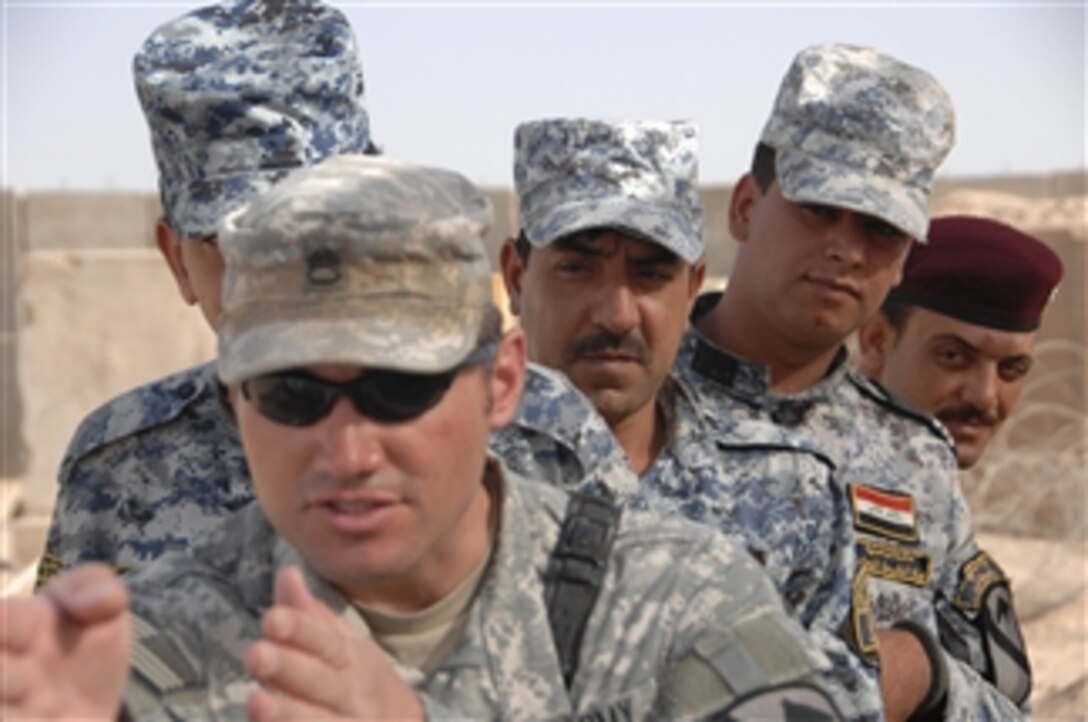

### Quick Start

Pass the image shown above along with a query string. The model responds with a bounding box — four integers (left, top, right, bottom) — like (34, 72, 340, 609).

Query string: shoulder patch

(715, 682, 841, 721)
(849, 484, 920, 543)
(952, 550, 1007, 613)
(846, 371, 951, 444)
(60, 362, 217, 473)
(857, 537, 931, 587)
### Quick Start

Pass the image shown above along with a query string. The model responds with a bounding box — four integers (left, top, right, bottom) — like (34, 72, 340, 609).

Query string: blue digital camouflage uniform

(36, 0, 370, 587)
(678, 294, 1029, 722)
(122, 459, 841, 721)
(677, 42, 1026, 719)
(36, 364, 251, 585)
(495, 117, 883, 718)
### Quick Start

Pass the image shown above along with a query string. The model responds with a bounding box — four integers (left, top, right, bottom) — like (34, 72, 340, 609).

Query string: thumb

(273, 566, 327, 616)
(45, 564, 128, 625)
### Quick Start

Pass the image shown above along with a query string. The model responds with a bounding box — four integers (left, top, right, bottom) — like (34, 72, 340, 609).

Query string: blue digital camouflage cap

(760, 43, 955, 242)
(134, 0, 371, 239)
(216, 155, 494, 384)
(514, 118, 704, 264)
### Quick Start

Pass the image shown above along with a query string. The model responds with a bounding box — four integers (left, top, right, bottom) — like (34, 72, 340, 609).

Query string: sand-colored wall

(2, 177, 1085, 539)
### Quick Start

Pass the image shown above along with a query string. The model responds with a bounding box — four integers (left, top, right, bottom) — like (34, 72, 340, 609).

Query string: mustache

(937, 404, 1000, 428)
(568, 331, 649, 365)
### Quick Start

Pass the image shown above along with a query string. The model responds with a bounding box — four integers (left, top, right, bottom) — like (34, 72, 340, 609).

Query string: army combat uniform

(678, 303, 1030, 722)
(495, 365, 885, 721)
(122, 460, 841, 721)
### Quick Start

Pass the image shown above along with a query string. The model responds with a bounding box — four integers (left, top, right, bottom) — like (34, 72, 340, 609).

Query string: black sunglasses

(240, 343, 497, 427)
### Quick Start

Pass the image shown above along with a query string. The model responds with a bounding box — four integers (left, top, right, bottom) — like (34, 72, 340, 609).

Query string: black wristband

(895, 620, 950, 721)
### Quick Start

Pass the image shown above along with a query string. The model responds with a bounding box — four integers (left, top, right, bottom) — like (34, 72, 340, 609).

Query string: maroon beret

(885, 215, 1064, 331)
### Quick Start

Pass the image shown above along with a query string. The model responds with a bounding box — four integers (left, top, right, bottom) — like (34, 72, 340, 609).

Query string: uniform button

(771, 402, 812, 426)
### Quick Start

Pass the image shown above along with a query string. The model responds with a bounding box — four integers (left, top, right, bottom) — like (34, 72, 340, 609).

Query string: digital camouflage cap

(134, 0, 371, 239)
(216, 155, 494, 384)
(514, 118, 704, 264)
(760, 43, 955, 242)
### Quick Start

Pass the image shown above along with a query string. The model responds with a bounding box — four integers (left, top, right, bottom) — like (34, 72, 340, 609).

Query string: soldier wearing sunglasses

(2, 155, 844, 721)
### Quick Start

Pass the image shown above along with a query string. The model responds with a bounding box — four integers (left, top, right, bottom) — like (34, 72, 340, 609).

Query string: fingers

(0, 597, 52, 653)
(247, 685, 332, 722)
(246, 638, 349, 712)
(265, 569, 355, 667)
(0, 649, 34, 703)
(273, 567, 318, 611)
(42, 564, 128, 625)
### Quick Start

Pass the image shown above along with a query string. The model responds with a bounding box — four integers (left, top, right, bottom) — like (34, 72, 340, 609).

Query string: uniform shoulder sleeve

(846, 369, 952, 444)
(123, 550, 262, 720)
(652, 523, 842, 719)
(59, 362, 218, 482)
(493, 364, 629, 487)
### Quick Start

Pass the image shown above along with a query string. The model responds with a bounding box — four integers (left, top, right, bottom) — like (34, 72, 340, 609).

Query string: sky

(2, 1, 1085, 191)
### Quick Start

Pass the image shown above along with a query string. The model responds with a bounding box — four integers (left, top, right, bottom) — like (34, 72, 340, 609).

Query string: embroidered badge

(850, 484, 920, 543)
(844, 563, 879, 659)
(857, 538, 931, 587)
(953, 551, 1005, 613)
(306, 247, 342, 286)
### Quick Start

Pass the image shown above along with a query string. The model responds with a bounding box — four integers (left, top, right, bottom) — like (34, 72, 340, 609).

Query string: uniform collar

(265, 459, 573, 717)
(678, 300, 852, 429)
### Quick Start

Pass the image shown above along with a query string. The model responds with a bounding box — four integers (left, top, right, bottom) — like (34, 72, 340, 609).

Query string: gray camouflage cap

(514, 118, 704, 264)
(134, 0, 371, 239)
(760, 43, 955, 242)
(216, 155, 494, 384)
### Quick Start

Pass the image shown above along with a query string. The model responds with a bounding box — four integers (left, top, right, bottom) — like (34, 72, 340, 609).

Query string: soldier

(857, 215, 1064, 469)
(1, 154, 842, 721)
(36, 0, 374, 585)
(493, 118, 881, 719)
(675, 44, 1031, 718)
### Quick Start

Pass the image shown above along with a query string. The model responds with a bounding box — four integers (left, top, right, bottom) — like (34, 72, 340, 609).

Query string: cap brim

(524, 198, 703, 263)
(217, 298, 483, 384)
(775, 148, 930, 242)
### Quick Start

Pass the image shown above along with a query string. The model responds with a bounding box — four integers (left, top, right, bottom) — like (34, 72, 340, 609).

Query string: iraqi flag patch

(850, 484, 919, 543)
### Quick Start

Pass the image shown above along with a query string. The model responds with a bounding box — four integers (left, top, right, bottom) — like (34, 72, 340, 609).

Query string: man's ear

(857, 313, 894, 381)
(688, 259, 708, 303)
(728, 173, 761, 243)
(498, 239, 526, 316)
(155, 218, 198, 306)
(487, 327, 526, 429)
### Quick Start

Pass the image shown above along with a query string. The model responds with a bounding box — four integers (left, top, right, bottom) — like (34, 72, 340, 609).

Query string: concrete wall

(1, 174, 1085, 548)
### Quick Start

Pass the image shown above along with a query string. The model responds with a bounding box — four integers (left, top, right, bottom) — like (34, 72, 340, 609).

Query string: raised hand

(244, 566, 424, 721)
(0, 563, 131, 720)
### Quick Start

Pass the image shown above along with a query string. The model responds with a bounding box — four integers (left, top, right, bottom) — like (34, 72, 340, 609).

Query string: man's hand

(244, 567, 424, 721)
(0, 563, 131, 720)
(877, 627, 932, 722)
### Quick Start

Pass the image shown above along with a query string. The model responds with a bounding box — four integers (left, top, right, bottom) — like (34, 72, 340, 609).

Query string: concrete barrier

(16, 249, 216, 513)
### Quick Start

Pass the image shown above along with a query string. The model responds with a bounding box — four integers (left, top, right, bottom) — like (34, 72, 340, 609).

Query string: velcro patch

(953, 551, 1005, 613)
(857, 538, 931, 588)
(850, 484, 919, 543)
(716, 683, 840, 721)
